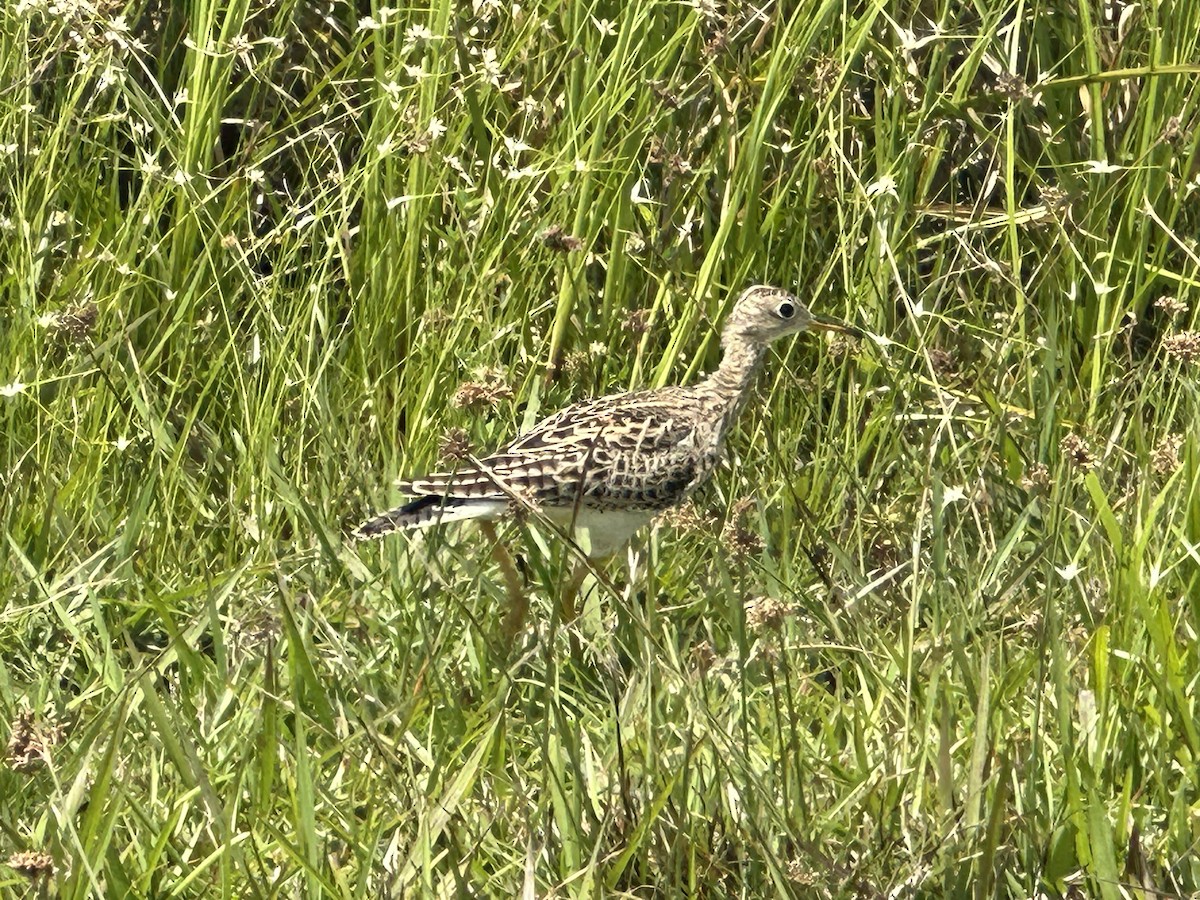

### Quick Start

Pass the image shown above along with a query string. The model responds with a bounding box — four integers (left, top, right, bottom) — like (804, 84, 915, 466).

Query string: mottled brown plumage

(356, 284, 857, 548)
(355, 285, 857, 633)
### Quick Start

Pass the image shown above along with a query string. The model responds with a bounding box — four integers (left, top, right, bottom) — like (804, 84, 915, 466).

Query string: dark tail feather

(353, 494, 462, 540)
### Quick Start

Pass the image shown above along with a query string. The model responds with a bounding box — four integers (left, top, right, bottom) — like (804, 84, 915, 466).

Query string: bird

(355, 285, 860, 638)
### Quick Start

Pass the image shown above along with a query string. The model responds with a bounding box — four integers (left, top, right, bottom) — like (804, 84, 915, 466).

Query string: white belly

(541, 507, 654, 558)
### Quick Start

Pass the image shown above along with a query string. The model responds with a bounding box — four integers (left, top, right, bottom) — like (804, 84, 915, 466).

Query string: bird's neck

(703, 333, 767, 414)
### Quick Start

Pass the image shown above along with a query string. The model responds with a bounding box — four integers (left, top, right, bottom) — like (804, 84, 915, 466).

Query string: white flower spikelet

(426, 116, 447, 140)
(866, 176, 898, 199)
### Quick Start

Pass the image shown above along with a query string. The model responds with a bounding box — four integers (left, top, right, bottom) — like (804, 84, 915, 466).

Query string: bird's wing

(400, 388, 704, 510)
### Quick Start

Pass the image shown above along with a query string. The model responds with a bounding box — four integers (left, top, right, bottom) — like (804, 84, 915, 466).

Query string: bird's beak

(809, 312, 863, 338)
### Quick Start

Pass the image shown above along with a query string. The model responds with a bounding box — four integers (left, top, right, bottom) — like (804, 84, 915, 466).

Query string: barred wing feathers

(354, 388, 708, 540)
(403, 389, 703, 509)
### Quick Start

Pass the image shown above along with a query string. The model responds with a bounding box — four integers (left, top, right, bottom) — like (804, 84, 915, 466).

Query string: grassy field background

(3, 0, 1200, 896)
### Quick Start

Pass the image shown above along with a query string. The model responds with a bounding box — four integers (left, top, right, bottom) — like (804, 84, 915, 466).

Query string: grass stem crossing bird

(355, 285, 859, 637)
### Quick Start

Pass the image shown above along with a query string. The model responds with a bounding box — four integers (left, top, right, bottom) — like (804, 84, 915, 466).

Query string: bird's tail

(352, 494, 504, 540)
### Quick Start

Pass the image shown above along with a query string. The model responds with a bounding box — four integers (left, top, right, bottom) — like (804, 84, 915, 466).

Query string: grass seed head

(1162, 330, 1200, 363)
(745, 595, 790, 633)
(1020, 462, 1051, 492)
(690, 640, 716, 674)
(703, 29, 728, 57)
(561, 348, 591, 378)
(1154, 295, 1188, 318)
(646, 135, 665, 164)
(452, 367, 513, 410)
(1160, 115, 1185, 145)
(722, 497, 763, 560)
(811, 156, 838, 198)
(799, 54, 839, 102)
(422, 306, 452, 329)
(786, 858, 817, 885)
(651, 81, 680, 109)
(992, 71, 1031, 103)
(668, 151, 693, 176)
(1040, 184, 1070, 216)
(825, 333, 853, 361)
(658, 499, 713, 533)
(540, 224, 582, 252)
(1060, 433, 1098, 471)
(438, 426, 473, 462)
(5, 711, 62, 773)
(622, 307, 651, 335)
(1151, 433, 1183, 476)
(503, 484, 540, 524)
(4, 712, 38, 771)
(686, 0, 722, 22)
(7, 851, 54, 879)
(48, 300, 98, 345)
(927, 347, 958, 377)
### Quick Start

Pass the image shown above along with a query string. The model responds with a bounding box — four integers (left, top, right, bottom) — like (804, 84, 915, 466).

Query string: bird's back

(401, 384, 715, 513)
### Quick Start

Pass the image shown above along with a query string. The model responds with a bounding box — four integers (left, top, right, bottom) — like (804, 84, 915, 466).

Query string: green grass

(3, 0, 1200, 895)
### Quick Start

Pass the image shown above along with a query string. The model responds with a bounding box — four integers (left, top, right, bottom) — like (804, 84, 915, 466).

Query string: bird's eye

(778, 301, 796, 319)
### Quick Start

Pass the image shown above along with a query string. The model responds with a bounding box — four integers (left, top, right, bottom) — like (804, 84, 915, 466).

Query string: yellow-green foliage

(2, 0, 1199, 896)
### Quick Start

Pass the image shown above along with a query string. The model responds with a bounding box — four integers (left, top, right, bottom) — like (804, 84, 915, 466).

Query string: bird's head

(721, 285, 859, 349)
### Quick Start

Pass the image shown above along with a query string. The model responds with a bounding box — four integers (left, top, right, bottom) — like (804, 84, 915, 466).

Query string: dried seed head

(646, 135, 665, 164)
(1160, 115, 1184, 145)
(422, 306, 452, 328)
(540, 224, 582, 252)
(755, 638, 780, 665)
(786, 859, 817, 885)
(1154, 295, 1188, 318)
(721, 497, 763, 560)
(1060, 433, 1098, 471)
(1020, 462, 1052, 492)
(1151, 433, 1183, 476)
(438, 426, 473, 463)
(49, 300, 98, 344)
(4, 712, 38, 772)
(992, 71, 1031, 103)
(5, 711, 62, 773)
(687, 0, 722, 23)
(452, 382, 494, 409)
(503, 484, 540, 523)
(927, 347, 958, 377)
(220, 232, 240, 250)
(690, 640, 716, 674)
(621, 307, 651, 335)
(657, 500, 712, 533)
(1040, 184, 1070, 215)
(1163, 330, 1200, 363)
(228, 607, 280, 665)
(7, 851, 54, 879)
(561, 348, 591, 378)
(745, 595, 790, 633)
(667, 152, 693, 176)
(452, 367, 513, 410)
(825, 333, 852, 361)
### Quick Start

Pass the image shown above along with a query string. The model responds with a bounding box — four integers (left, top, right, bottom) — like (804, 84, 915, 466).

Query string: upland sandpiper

(355, 285, 859, 637)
